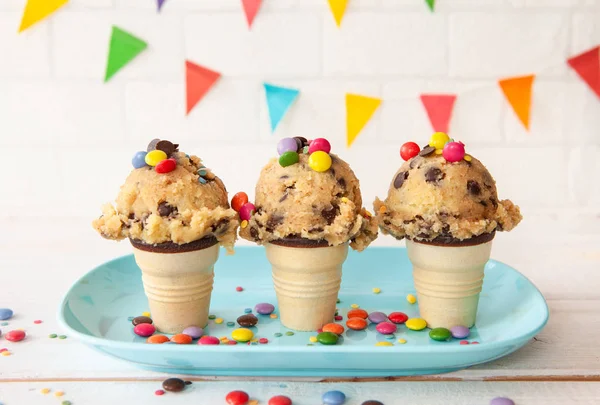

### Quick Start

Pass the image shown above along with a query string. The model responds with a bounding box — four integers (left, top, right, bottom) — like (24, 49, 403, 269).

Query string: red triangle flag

(185, 60, 221, 116)
(420, 94, 457, 134)
(241, 0, 262, 28)
(568, 46, 600, 99)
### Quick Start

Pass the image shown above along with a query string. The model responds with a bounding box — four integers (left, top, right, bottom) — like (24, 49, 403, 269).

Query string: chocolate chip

(419, 145, 435, 157)
(157, 202, 176, 217)
(321, 205, 338, 225)
(279, 193, 288, 203)
(250, 227, 259, 240)
(394, 171, 409, 189)
(467, 180, 481, 196)
(211, 218, 229, 234)
(425, 167, 445, 183)
(280, 175, 289, 180)
(417, 232, 430, 239)
(237, 314, 258, 327)
(490, 197, 498, 208)
(156, 140, 175, 156)
(337, 177, 346, 190)
(266, 214, 284, 232)
(415, 215, 424, 220)
(403, 219, 416, 224)
(309, 227, 324, 233)
(173, 144, 180, 151)
(383, 220, 392, 226)
(480, 201, 488, 207)
(147, 138, 160, 152)
(330, 168, 336, 176)
(293, 137, 304, 152)
(128, 213, 135, 220)
(131, 316, 153, 326)
(295, 137, 308, 147)
(409, 157, 422, 169)
(162, 378, 186, 393)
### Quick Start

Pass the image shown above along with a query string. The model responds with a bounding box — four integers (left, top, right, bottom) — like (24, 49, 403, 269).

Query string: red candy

(259, 338, 269, 344)
(155, 390, 165, 396)
(269, 395, 293, 405)
(388, 312, 409, 324)
(442, 141, 465, 162)
(133, 323, 156, 337)
(400, 142, 420, 161)
(239, 202, 256, 221)
(198, 336, 220, 345)
(226, 390, 249, 405)
(375, 321, 397, 335)
(308, 138, 331, 154)
(231, 192, 249, 212)
(155, 158, 177, 174)
(5, 330, 25, 342)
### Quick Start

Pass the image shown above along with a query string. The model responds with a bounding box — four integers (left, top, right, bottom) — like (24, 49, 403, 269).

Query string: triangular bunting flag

(18, 0, 69, 33)
(104, 26, 147, 82)
(498, 75, 535, 130)
(241, 0, 262, 28)
(425, 0, 435, 12)
(327, 0, 349, 28)
(420, 94, 457, 134)
(567, 46, 600, 99)
(185, 61, 221, 115)
(346, 93, 381, 147)
(157, 0, 167, 12)
(264, 83, 300, 132)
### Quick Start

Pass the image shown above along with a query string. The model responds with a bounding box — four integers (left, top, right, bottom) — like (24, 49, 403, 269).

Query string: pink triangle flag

(567, 46, 600, 99)
(241, 0, 262, 28)
(420, 94, 457, 134)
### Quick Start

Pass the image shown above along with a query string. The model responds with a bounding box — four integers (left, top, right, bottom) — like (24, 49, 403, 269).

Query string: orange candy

(346, 317, 368, 331)
(147, 335, 170, 344)
(322, 323, 345, 335)
(171, 334, 193, 344)
(347, 309, 368, 319)
(231, 192, 249, 212)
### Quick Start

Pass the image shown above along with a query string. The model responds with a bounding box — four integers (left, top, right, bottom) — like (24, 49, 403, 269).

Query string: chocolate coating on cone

(270, 237, 331, 248)
(130, 236, 218, 253)
(409, 231, 495, 247)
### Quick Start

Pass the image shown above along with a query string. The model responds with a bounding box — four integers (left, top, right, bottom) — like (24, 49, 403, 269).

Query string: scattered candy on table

(198, 336, 220, 345)
(367, 312, 387, 324)
(450, 325, 470, 339)
(372, 287, 381, 294)
(346, 317, 368, 331)
(5, 330, 25, 342)
(147, 335, 170, 344)
(347, 309, 368, 319)
(397, 339, 407, 344)
(490, 397, 515, 405)
(322, 390, 346, 405)
(133, 323, 155, 337)
(155, 390, 165, 396)
(405, 318, 427, 331)
(400, 142, 420, 161)
(268, 395, 293, 405)
(406, 294, 417, 304)
(285, 331, 295, 336)
(182, 326, 204, 339)
(388, 312, 408, 324)
(255, 303, 275, 315)
(215, 318, 224, 324)
(429, 328, 452, 342)
(131, 316, 152, 326)
(232, 328, 254, 343)
(237, 314, 258, 327)
(375, 341, 393, 347)
(317, 331, 339, 345)
(226, 390, 250, 405)
(322, 323, 345, 335)
(350, 303, 360, 309)
(162, 378, 186, 392)
(0, 308, 13, 321)
(375, 322, 397, 335)
(171, 334, 193, 344)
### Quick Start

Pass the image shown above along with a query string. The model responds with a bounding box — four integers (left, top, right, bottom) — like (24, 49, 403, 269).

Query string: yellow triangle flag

(327, 0, 349, 27)
(498, 74, 535, 130)
(19, 0, 69, 33)
(346, 93, 381, 147)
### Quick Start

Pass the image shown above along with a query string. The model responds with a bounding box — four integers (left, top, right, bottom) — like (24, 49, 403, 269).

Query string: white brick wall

(0, 0, 598, 245)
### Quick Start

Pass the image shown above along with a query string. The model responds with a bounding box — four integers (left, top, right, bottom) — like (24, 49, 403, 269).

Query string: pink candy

(308, 138, 331, 154)
(198, 336, 220, 345)
(375, 321, 398, 335)
(442, 142, 465, 162)
(239, 202, 256, 221)
(133, 323, 156, 337)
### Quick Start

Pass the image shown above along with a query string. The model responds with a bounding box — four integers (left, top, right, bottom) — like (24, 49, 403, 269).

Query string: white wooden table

(1, 218, 599, 404)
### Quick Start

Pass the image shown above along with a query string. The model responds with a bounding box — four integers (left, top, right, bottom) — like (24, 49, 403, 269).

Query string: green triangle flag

(425, 0, 435, 12)
(104, 26, 147, 82)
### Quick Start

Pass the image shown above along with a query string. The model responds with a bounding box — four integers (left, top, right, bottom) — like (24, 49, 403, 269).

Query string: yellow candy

(54, 391, 64, 397)
(1, 351, 11, 356)
(231, 328, 254, 342)
(145, 150, 167, 167)
(142, 311, 150, 317)
(308, 151, 332, 172)
(406, 294, 417, 304)
(215, 318, 224, 324)
(350, 303, 359, 309)
(372, 288, 381, 294)
(309, 336, 318, 343)
(375, 341, 393, 347)
(434, 148, 443, 155)
(241, 220, 248, 229)
(270, 313, 278, 319)
(41, 388, 51, 394)
(378, 206, 387, 214)
(405, 318, 427, 331)
(340, 197, 349, 203)
(429, 132, 450, 149)
(464, 154, 472, 162)
(398, 338, 407, 344)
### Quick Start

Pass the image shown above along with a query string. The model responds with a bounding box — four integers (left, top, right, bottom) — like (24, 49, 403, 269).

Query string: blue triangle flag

(264, 83, 300, 132)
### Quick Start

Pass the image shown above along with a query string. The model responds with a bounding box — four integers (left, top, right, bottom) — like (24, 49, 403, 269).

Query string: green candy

(279, 151, 299, 167)
(317, 331, 339, 345)
(285, 331, 295, 336)
(429, 327, 452, 342)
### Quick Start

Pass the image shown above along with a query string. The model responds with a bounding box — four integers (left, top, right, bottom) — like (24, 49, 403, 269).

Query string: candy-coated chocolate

(442, 141, 466, 162)
(132, 316, 153, 326)
(231, 192, 249, 212)
(429, 132, 450, 149)
(171, 333, 193, 344)
(145, 150, 167, 167)
(405, 318, 427, 331)
(237, 314, 258, 327)
(322, 323, 345, 335)
(429, 327, 452, 341)
(375, 341, 393, 347)
(279, 151, 299, 167)
(308, 138, 331, 154)
(133, 323, 156, 337)
(155, 158, 176, 174)
(0, 308, 13, 320)
(308, 151, 332, 172)
(322, 390, 346, 405)
(239, 202, 256, 221)
(277, 137, 299, 155)
(162, 378, 186, 392)
(367, 312, 388, 324)
(388, 312, 408, 324)
(131, 151, 148, 169)
(5, 330, 25, 342)
(406, 294, 417, 304)
(226, 390, 250, 405)
(231, 328, 254, 342)
(490, 398, 515, 405)
(400, 142, 420, 161)
(146, 335, 170, 344)
(347, 309, 368, 319)
(268, 395, 292, 405)
(255, 303, 275, 315)
(198, 336, 220, 345)
(375, 321, 397, 335)
(317, 331, 339, 345)
(450, 325, 470, 339)
(361, 401, 384, 405)
(182, 326, 204, 339)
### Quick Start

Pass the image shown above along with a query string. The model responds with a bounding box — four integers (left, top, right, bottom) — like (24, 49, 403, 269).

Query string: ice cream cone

(406, 233, 495, 329)
(130, 237, 219, 334)
(265, 239, 348, 331)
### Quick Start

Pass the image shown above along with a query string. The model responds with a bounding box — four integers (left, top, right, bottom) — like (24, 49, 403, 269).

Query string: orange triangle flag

(420, 94, 456, 134)
(241, 0, 262, 28)
(567, 46, 600, 99)
(498, 75, 535, 130)
(185, 61, 221, 115)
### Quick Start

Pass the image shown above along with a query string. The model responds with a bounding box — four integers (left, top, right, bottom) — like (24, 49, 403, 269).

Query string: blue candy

(132, 151, 148, 169)
(0, 308, 13, 321)
(322, 390, 346, 405)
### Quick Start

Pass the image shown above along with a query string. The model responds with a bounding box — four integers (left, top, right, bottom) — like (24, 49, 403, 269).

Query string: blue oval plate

(58, 247, 548, 377)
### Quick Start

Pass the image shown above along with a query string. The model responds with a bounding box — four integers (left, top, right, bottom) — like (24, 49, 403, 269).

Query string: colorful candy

(133, 323, 156, 337)
(490, 398, 515, 405)
(237, 314, 258, 327)
(405, 318, 427, 331)
(162, 378, 186, 392)
(322, 390, 346, 405)
(268, 395, 292, 405)
(155, 158, 177, 174)
(429, 327, 452, 341)
(375, 322, 397, 335)
(146, 335, 170, 344)
(442, 141, 466, 162)
(145, 150, 167, 167)
(279, 151, 299, 167)
(308, 151, 332, 172)
(5, 330, 25, 342)
(400, 142, 420, 161)
(239, 202, 256, 221)
(277, 137, 299, 155)
(198, 336, 220, 345)
(231, 328, 254, 342)
(308, 138, 331, 154)
(347, 309, 368, 319)
(131, 151, 148, 169)
(255, 303, 275, 315)
(367, 312, 387, 324)
(388, 312, 408, 324)
(226, 390, 250, 405)
(322, 323, 345, 335)
(317, 331, 339, 345)
(429, 132, 450, 149)
(231, 192, 249, 212)
(406, 294, 417, 304)
(131, 316, 152, 326)
(450, 325, 470, 339)
(171, 333, 193, 344)
(182, 326, 204, 339)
